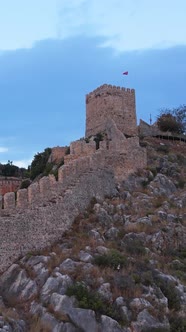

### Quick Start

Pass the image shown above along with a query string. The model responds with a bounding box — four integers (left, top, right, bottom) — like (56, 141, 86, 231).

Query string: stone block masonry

(0, 177, 22, 195)
(0, 169, 116, 272)
(86, 84, 137, 137)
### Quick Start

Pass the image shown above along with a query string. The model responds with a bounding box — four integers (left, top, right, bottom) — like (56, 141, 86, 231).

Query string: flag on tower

(123, 71, 128, 75)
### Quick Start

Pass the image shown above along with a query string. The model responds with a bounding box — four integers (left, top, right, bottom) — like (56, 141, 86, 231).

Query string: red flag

(123, 71, 128, 75)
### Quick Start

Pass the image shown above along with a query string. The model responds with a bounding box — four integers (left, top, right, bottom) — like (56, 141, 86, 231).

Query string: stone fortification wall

(0, 169, 116, 273)
(0, 84, 147, 273)
(138, 119, 186, 142)
(48, 146, 68, 163)
(138, 119, 164, 137)
(64, 140, 96, 164)
(0, 177, 22, 195)
(86, 84, 137, 138)
(0, 129, 146, 272)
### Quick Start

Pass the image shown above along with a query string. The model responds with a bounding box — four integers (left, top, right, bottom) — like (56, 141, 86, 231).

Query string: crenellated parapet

(86, 84, 135, 102)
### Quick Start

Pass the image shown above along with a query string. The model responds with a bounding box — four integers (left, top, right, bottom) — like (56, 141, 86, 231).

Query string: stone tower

(85, 84, 137, 137)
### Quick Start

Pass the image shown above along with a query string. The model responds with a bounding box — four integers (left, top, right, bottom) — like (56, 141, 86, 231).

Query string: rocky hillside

(0, 137, 186, 332)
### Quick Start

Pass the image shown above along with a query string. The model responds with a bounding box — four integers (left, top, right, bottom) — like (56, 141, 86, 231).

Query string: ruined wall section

(86, 84, 137, 138)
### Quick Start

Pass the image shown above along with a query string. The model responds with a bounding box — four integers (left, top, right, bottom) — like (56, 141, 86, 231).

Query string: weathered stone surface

(86, 84, 137, 137)
(40, 312, 59, 331)
(67, 308, 98, 332)
(98, 283, 113, 302)
(105, 227, 120, 240)
(53, 322, 79, 332)
(100, 315, 127, 332)
(0, 264, 37, 304)
(59, 259, 82, 273)
(148, 174, 177, 196)
(131, 309, 170, 332)
(79, 251, 93, 263)
(40, 273, 72, 305)
(49, 293, 76, 315)
(129, 298, 152, 312)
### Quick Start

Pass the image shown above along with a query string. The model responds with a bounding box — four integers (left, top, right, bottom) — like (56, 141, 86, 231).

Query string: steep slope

(0, 137, 185, 332)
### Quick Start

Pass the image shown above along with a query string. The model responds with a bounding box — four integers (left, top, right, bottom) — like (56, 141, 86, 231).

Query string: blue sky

(0, 0, 186, 167)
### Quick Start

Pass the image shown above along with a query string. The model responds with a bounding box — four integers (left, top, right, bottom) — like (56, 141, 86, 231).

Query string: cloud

(13, 159, 32, 168)
(0, 0, 58, 50)
(1, 1, 185, 52)
(58, 0, 186, 51)
(0, 147, 8, 153)
(0, 159, 32, 168)
(0, 36, 185, 163)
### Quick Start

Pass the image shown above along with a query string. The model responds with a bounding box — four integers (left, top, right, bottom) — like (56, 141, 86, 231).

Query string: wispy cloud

(0, 1, 185, 52)
(0, 0, 58, 51)
(13, 159, 32, 168)
(0, 147, 8, 153)
(58, 0, 186, 52)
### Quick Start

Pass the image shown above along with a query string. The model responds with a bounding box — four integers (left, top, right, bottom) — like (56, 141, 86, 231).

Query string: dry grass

(0, 307, 19, 321)
(28, 315, 51, 332)
(47, 304, 69, 322)
(124, 222, 153, 234)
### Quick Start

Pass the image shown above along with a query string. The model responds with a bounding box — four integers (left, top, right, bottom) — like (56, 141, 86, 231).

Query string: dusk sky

(0, 0, 186, 167)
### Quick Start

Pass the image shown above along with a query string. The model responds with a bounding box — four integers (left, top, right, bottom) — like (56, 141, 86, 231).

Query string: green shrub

(146, 166, 157, 177)
(65, 146, 70, 155)
(176, 178, 185, 189)
(20, 179, 31, 189)
(43, 163, 53, 176)
(139, 141, 147, 147)
(94, 249, 127, 269)
(141, 179, 149, 188)
(125, 239, 146, 256)
(176, 153, 186, 166)
(170, 315, 186, 332)
(94, 133, 104, 150)
(156, 144, 169, 154)
(141, 271, 153, 286)
(176, 248, 186, 259)
(66, 282, 103, 312)
(66, 283, 122, 323)
(155, 278, 181, 311)
(30, 148, 52, 180)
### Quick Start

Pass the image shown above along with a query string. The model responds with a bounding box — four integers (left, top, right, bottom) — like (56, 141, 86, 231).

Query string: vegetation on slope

(0, 137, 185, 331)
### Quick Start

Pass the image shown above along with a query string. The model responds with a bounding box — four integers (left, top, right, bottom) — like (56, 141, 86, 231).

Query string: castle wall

(138, 119, 176, 138)
(86, 84, 137, 137)
(0, 84, 147, 273)
(0, 169, 115, 273)
(48, 146, 69, 164)
(0, 177, 22, 195)
(64, 140, 96, 164)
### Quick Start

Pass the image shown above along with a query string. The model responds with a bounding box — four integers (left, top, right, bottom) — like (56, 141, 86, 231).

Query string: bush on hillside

(30, 148, 52, 180)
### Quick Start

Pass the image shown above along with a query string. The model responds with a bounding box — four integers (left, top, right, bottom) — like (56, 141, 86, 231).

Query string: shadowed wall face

(86, 85, 137, 137)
